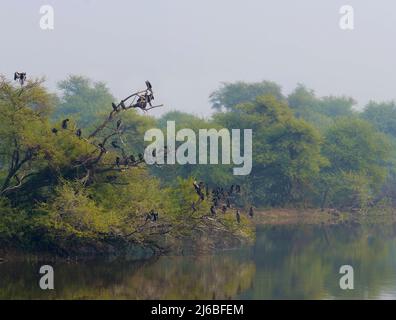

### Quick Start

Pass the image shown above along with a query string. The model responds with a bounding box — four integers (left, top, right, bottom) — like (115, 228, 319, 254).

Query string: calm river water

(1, 223, 396, 299)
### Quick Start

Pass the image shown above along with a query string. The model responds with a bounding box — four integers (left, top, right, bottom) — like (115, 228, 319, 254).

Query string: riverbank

(252, 207, 396, 225)
(3, 206, 396, 262)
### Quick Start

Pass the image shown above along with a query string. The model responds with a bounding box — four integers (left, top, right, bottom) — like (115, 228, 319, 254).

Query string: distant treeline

(47, 76, 396, 211)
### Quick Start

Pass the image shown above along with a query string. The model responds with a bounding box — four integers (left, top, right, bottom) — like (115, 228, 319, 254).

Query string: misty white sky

(1, 0, 396, 117)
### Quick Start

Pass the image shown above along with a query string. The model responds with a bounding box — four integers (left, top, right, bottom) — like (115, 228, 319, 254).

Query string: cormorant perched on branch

(61, 119, 69, 129)
(51, 128, 58, 134)
(14, 72, 26, 85)
(193, 180, 204, 200)
(112, 102, 118, 112)
(136, 96, 147, 110)
(249, 206, 254, 218)
(76, 129, 82, 138)
(210, 205, 216, 216)
(193, 180, 200, 193)
(236, 210, 241, 223)
(145, 80, 152, 90)
(115, 156, 121, 167)
(116, 119, 122, 130)
(146, 210, 158, 222)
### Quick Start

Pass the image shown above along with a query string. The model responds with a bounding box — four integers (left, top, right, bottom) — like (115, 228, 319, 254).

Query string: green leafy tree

(210, 81, 284, 112)
(214, 94, 326, 206)
(53, 75, 115, 127)
(319, 118, 391, 209)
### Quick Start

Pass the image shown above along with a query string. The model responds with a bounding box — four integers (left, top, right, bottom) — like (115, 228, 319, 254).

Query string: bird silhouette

(249, 206, 254, 218)
(210, 205, 216, 216)
(236, 210, 241, 223)
(14, 72, 26, 85)
(145, 80, 152, 90)
(61, 119, 69, 129)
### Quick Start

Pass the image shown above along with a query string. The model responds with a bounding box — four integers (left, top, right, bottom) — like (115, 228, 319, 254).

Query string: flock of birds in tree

(13, 73, 253, 226)
(192, 180, 254, 223)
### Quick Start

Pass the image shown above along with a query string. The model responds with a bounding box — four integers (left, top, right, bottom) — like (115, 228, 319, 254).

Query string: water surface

(1, 223, 396, 299)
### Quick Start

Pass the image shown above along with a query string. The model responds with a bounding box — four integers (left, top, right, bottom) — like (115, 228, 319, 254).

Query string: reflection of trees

(0, 255, 255, 299)
(245, 224, 396, 299)
(2, 224, 396, 299)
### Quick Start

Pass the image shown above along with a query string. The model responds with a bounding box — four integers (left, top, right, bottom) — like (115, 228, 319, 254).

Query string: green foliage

(318, 118, 391, 209)
(152, 111, 233, 186)
(214, 95, 326, 206)
(210, 80, 284, 111)
(53, 75, 115, 128)
(0, 75, 253, 255)
(362, 101, 396, 138)
(2, 73, 396, 256)
(287, 84, 356, 130)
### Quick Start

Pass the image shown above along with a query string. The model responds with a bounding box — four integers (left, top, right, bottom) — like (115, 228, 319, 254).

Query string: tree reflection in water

(1, 223, 396, 299)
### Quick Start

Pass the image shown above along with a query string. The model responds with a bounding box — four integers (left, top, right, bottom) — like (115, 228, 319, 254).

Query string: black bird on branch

(193, 180, 205, 200)
(236, 210, 241, 223)
(76, 129, 82, 138)
(210, 205, 216, 216)
(61, 119, 69, 129)
(249, 206, 254, 218)
(14, 72, 26, 86)
(116, 119, 122, 130)
(145, 80, 152, 90)
(51, 128, 58, 134)
(146, 210, 159, 222)
(115, 156, 121, 167)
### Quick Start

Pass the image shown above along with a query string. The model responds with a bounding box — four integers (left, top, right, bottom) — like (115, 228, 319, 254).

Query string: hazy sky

(1, 0, 396, 117)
